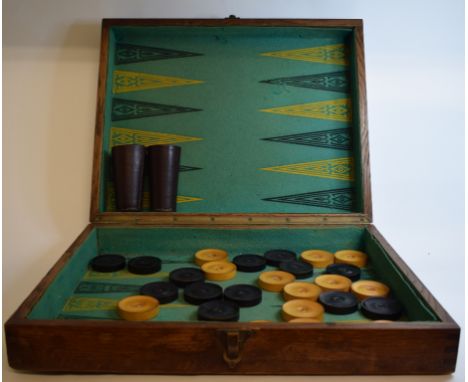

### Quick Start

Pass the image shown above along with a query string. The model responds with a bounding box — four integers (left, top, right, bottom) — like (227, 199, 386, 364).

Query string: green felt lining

(98, 25, 361, 214)
(363, 230, 438, 321)
(28, 227, 438, 323)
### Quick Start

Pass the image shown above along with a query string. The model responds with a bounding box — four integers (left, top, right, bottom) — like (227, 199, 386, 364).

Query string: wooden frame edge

(102, 18, 364, 28)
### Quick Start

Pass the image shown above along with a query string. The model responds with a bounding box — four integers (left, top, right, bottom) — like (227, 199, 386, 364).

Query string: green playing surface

(28, 227, 438, 323)
(99, 26, 364, 214)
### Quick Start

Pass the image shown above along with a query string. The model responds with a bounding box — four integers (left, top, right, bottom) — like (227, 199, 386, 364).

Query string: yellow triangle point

(110, 127, 202, 147)
(261, 157, 354, 181)
(63, 296, 117, 312)
(177, 195, 203, 204)
(261, 98, 351, 122)
(113, 70, 203, 93)
(261, 44, 348, 65)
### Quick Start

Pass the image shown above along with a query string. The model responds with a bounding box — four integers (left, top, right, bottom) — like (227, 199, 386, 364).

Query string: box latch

(217, 329, 254, 369)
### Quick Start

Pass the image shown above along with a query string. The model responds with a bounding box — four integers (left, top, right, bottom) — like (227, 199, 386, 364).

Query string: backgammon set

(5, 18, 460, 375)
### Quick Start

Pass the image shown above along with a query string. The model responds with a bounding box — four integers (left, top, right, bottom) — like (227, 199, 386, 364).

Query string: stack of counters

(283, 282, 322, 302)
(194, 248, 228, 266)
(201, 261, 236, 281)
(258, 270, 295, 292)
(334, 250, 368, 268)
(279, 261, 313, 279)
(263, 249, 296, 266)
(325, 263, 361, 282)
(351, 280, 390, 301)
(282, 299, 324, 322)
(300, 250, 334, 268)
(117, 295, 159, 321)
(314, 274, 352, 292)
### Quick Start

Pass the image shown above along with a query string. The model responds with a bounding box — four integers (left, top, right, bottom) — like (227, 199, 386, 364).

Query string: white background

(3, 0, 464, 381)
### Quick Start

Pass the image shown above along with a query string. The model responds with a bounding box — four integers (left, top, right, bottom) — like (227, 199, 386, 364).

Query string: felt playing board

(28, 227, 438, 323)
(99, 26, 363, 214)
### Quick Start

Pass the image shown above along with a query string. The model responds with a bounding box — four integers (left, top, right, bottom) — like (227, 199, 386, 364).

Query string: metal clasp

(217, 329, 253, 369)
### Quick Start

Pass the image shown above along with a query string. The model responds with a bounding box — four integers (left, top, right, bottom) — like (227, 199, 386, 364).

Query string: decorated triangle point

(262, 128, 352, 150)
(260, 157, 354, 181)
(115, 43, 203, 65)
(111, 98, 202, 121)
(263, 188, 354, 211)
(261, 44, 348, 65)
(113, 70, 203, 94)
(110, 127, 202, 147)
(63, 296, 117, 312)
(177, 195, 203, 203)
(260, 98, 351, 122)
(260, 71, 349, 93)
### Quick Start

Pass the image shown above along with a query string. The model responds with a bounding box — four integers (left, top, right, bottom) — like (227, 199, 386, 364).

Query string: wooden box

(5, 18, 460, 375)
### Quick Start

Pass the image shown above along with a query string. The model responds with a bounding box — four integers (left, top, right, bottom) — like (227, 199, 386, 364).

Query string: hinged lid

(90, 19, 371, 225)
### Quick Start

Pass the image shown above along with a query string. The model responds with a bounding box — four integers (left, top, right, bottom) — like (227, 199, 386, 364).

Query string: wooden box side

(5, 320, 459, 375)
(4, 224, 459, 374)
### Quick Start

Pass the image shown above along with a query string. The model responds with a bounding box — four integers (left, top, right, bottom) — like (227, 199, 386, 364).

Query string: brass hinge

(217, 329, 254, 369)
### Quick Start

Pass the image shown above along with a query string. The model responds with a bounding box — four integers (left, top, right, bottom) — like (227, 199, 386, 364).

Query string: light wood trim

(93, 212, 370, 225)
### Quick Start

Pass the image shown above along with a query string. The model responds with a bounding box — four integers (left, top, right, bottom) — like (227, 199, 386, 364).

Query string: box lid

(91, 18, 371, 225)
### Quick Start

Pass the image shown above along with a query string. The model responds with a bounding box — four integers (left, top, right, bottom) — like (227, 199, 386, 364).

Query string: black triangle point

(263, 188, 354, 211)
(115, 43, 203, 65)
(111, 98, 202, 121)
(179, 165, 202, 172)
(262, 128, 352, 150)
(260, 71, 349, 93)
